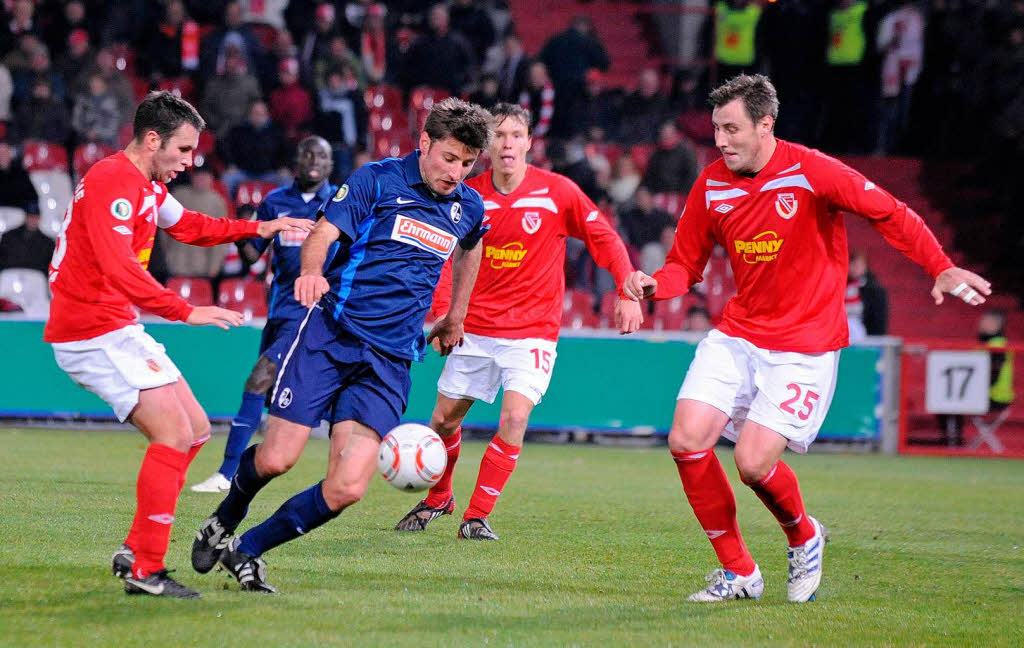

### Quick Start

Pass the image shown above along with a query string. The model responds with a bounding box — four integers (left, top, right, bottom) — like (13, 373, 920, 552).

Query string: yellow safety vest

(715, 2, 761, 67)
(988, 336, 1015, 405)
(827, 1, 868, 66)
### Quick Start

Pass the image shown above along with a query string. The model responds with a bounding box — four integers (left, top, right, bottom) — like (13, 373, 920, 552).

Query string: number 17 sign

(925, 350, 991, 415)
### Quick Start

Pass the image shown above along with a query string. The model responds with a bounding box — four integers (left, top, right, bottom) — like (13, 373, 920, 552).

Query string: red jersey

(654, 139, 953, 352)
(44, 152, 261, 342)
(432, 165, 633, 341)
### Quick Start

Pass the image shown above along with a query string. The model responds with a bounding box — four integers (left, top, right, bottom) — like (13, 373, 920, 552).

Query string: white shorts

(678, 329, 840, 453)
(52, 324, 182, 422)
(437, 333, 557, 406)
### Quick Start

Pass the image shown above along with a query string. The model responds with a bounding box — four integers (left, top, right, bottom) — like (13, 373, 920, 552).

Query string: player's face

(490, 115, 531, 176)
(295, 138, 333, 187)
(418, 133, 480, 196)
(153, 123, 199, 183)
(712, 98, 772, 174)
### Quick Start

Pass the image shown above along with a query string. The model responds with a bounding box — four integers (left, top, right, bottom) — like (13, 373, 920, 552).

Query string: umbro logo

(586, 210, 599, 222)
(714, 204, 734, 214)
(148, 513, 175, 525)
(395, 197, 416, 205)
(864, 181, 876, 191)
(479, 485, 501, 496)
(705, 529, 726, 539)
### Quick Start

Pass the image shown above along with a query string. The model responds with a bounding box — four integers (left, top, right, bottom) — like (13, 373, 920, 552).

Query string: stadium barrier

(1, 319, 899, 451)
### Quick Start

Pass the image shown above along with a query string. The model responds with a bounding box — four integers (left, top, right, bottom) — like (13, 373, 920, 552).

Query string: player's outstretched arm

(427, 242, 482, 356)
(185, 305, 245, 330)
(256, 217, 315, 239)
(931, 267, 992, 306)
(294, 218, 339, 307)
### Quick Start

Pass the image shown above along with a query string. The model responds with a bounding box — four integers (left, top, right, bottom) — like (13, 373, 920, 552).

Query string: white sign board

(925, 350, 991, 415)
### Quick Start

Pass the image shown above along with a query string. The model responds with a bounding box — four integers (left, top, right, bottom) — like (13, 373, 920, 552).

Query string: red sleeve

(651, 178, 716, 299)
(81, 184, 193, 321)
(430, 257, 453, 319)
(814, 152, 954, 278)
(158, 192, 261, 246)
(563, 181, 634, 296)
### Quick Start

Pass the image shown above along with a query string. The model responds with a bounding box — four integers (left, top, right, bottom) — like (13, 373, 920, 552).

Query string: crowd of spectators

(0, 0, 1019, 328)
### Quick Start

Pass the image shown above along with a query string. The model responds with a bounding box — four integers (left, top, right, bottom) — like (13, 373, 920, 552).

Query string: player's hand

(623, 270, 657, 301)
(186, 305, 244, 330)
(426, 315, 464, 356)
(932, 267, 991, 306)
(614, 297, 644, 335)
(295, 273, 329, 307)
(257, 217, 316, 239)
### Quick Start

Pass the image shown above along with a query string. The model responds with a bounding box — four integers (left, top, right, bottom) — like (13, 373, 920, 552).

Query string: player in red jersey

(45, 92, 313, 598)
(394, 103, 644, 540)
(624, 75, 991, 602)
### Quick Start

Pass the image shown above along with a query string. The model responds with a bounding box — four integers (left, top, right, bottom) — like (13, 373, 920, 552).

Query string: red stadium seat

(585, 142, 622, 168)
(218, 277, 268, 320)
(368, 109, 408, 136)
(73, 143, 117, 179)
(629, 143, 656, 176)
(652, 192, 685, 217)
(131, 76, 152, 102)
(109, 43, 137, 76)
(167, 277, 214, 306)
(653, 294, 699, 331)
(372, 133, 413, 159)
(561, 289, 598, 329)
(22, 140, 69, 172)
(364, 84, 403, 113)
(235, 181, 279, 208)
(193, 130, 219, 171)
(157, 77, 196, 104)
(409, 86, 450, 131)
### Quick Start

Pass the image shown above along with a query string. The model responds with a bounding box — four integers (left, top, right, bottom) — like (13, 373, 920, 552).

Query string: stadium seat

(0, 268, 50, 316)
(629, 143, 656, 176)
(372, 133, 412, 159)
(217, 277, 268, 320)
(653, 294, 699, 331)
(652, 192, 685, 217)
(22, 141, 69, 173)
(29, 170, 73, 239)
(166, 277, 214, 306)
(0, 207, 26, 236)
(131, 76, 151, 102)
(157, 77, 196, 104)
(109, 43, 137, 76)
(73, 143, 117, 180)
(193, 130, 219, 170)
(235, 181, 280, 208)
(561, 288, 598, 329)
(409, 86, 450, 131)
(585, 142, 622, 168)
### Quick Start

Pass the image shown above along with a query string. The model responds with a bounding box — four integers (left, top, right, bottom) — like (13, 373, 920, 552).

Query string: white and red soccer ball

(377, 423, 447, 491)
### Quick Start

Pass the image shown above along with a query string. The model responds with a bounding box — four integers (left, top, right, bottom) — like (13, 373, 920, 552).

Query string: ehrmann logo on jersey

(391, 215, 458, 259)
(485, 241, 528, 269)
(734, 230, 784, 264)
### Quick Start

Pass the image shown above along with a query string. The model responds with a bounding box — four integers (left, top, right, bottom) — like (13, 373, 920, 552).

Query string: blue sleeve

(322, 166, 379, 242)
(458, 195, 488, 250)
(247, 199, 276, 256)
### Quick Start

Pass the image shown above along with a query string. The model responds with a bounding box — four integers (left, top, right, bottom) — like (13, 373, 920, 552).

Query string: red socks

(424, 427, 461, 508)
(463, 435, 520, 521)
(743, 460, 816, 547)
(671, 449, 756, 577)
(124, 443, 188, 578)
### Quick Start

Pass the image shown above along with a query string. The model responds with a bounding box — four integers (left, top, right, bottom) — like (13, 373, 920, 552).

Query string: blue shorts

(259, 318, 301, 365)
(268, 305, 412, 437)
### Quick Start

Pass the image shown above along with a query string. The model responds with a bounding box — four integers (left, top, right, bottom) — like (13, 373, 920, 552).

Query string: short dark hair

(491, 102, 532, 134)
(133, 90, 206, 146)
(708, 74, 779, 127)
(423, 97, 493, 152)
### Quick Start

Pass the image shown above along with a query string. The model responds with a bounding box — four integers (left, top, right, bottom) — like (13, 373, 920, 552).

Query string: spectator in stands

(270, 57, 313, 142)
(449, 0, 496, 63)
(0, 0, 41, 56)
(316, 64, 365, 152)
(300, 3, 341, 86)
(399, 3, 474, 96)
(876, 0, 925, 154)
(13, 77, 68, 143)
(845, 250, 888, 341)
(608, 155, 642, 206)
(200, 49, 262, 137)
(620, 186, 674, 248)
(469, 73, 500, 110)
(685, 305, 713, 333)
(496, 33, 529, 102)
(76, 48, 135, 124)
(13, 44, 65, 107)
(144, 0, 191, 80)
(0, 206, 52, 274)
(71, 73, 121, 147)
(540, 15, 610, 136)
(43, 0, 95, 56)
(313, 33, 365, 92)
(519, 61, 555, 138)
(577, 69, 623, 142)
(821, 0, 872, 153)
(159, 168, 231, 279)
(201, 0, 267, 86)
(619, 67, 672, 145)
(549, 138, 600, 201)
(640, 224, 676, 275)
(0, 63, 11, 123)
(267, 27, 299, 81)
(714, 0, 763, 80)
(55, 29, 92, 89)
(221, 100, 289, 194)
(359, 3, 388, 84)
(241, 0, 287, 29)
(2, 33, 41, 76)
(0, 141, 37, 211)
(642, 121, 699, 194)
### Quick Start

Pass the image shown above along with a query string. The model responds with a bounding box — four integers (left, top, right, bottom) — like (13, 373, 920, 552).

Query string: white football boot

(787, 516, 828, 602)
(190, 472, 231, 493)
(687, 564, 764, 602)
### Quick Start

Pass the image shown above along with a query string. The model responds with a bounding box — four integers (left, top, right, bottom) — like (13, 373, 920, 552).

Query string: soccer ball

(377, 423, 447, 491)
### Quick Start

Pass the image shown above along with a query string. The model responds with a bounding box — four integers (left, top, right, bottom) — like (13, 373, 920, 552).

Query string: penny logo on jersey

(774, 192, 798, 220)
(391, 215, 458, 259)
(485, 241, 528, 269)
(734, 230, 784, 264)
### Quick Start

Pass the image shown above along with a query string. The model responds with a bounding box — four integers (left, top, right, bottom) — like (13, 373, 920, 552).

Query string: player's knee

(190, 416, 211, 444)
(431, 412, 463, 437)
(734, 450, 773, 484)
(500, 407, 530, 436)
(667, 423, 714, 454)
(254, 447, 297, 477)
(244, 357, 278, 395)
(321, 478, 367, 511)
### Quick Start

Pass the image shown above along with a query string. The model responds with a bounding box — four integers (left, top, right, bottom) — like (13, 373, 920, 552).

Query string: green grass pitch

(2, 428, 1022, 647)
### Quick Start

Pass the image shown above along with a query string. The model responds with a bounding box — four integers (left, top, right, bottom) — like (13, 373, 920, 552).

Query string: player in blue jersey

(191, 98, 493, 592)
(190, 136, 338, 493)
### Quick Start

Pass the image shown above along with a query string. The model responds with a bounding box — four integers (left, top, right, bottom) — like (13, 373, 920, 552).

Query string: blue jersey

(249, 181, 339, 322)
(321, 151, 487, 361)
